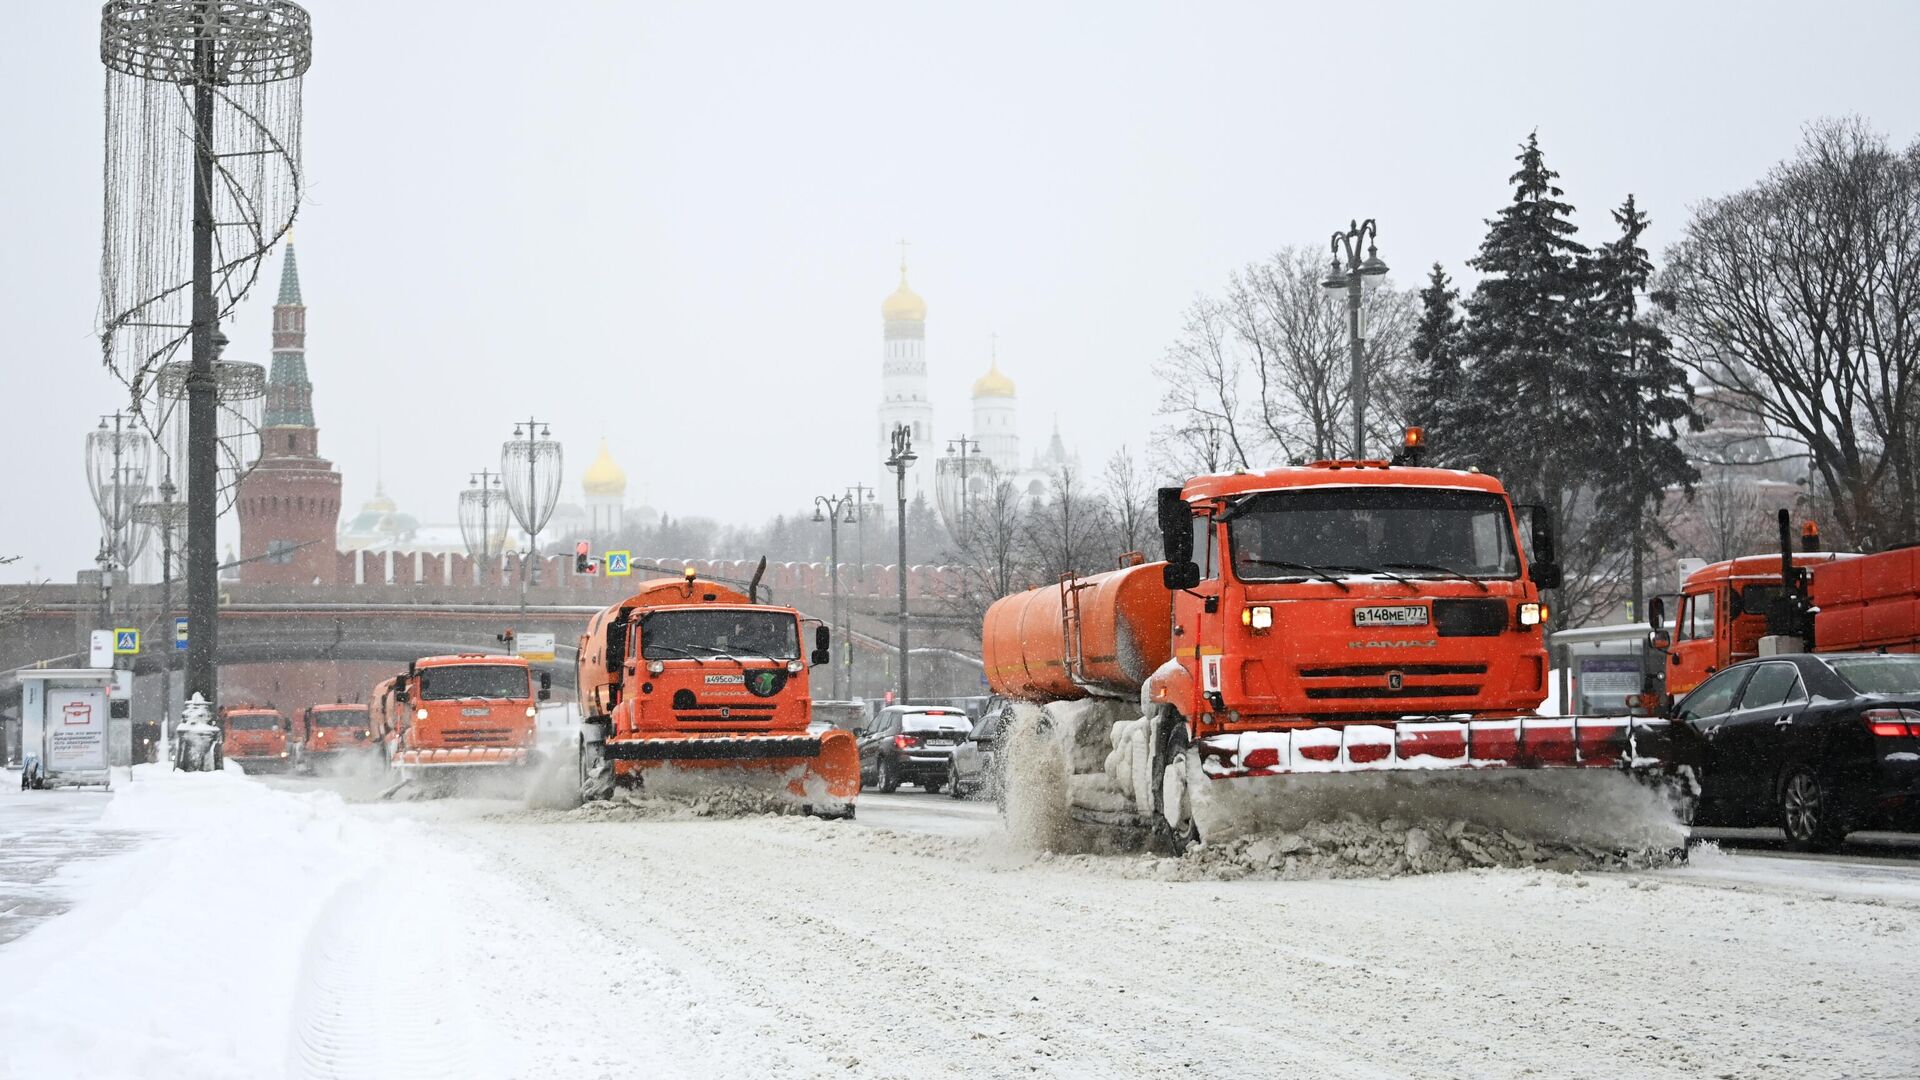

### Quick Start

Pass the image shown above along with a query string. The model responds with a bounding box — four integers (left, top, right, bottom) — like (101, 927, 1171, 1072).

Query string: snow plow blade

(604, 728, 861, 809)
(1196, 716, 1680, 779)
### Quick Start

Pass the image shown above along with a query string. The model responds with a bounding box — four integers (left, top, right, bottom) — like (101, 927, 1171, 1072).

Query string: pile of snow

(0, 765, 395, 1079)
(1177, 814, 1677, 880)
(514, 785, 809, 824)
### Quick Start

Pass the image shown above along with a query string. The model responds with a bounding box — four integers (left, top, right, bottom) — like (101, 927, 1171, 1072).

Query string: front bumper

(606, 735, 821, 762)
(1197, 716, 1676, 779)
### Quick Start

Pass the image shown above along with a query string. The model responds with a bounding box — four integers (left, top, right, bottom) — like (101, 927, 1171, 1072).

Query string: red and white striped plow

(1195, 716, 1674, 780)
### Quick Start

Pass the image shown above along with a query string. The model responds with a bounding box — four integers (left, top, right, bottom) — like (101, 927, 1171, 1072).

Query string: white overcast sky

(5, 1, 1918, 582)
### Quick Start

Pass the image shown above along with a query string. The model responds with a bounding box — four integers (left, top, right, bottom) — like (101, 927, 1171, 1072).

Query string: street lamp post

(945, 434, 979, 540)
(813, 491, 859, 700)
(884, 424, 917, 704)
(135, 476, 185, 762)
(501, 419, 562, 624)
(1321, 219, 1390, 460)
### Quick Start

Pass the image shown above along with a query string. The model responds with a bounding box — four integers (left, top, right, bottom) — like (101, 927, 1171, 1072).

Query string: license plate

(461, 707, 489, 717)
(704, 674, 744, 685)
(1354, 605, 1428, 627)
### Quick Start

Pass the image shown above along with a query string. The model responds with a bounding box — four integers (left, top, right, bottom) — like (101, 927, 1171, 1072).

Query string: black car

(857, 706, 972, 793)
(1671, 652, 1920, 849)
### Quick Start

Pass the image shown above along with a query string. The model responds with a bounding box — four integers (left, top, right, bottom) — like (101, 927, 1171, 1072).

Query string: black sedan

(1671, 653, 1920, 850)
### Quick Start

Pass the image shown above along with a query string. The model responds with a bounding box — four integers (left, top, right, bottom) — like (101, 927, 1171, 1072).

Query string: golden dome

(972, 357, 1015, 399)
(881, 261, 926, 322)
(362, 484, 397, 514)
(582, 439, 627, 497)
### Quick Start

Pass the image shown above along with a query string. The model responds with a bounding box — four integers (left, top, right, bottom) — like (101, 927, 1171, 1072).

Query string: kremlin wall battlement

(328, 549, 965, 603)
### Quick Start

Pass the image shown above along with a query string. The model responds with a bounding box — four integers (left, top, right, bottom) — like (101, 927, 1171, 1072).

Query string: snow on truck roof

(1180, 462, 1508, 503)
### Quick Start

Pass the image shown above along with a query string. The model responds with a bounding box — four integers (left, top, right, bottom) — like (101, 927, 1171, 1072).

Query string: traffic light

(575, 540, 598, 574)
(497, 628, 515, 646)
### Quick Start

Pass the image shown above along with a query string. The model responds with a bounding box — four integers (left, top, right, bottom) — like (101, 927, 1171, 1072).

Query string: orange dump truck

(220, 704, 295, 770)
(984, 448, 1678, 846)
(374, 654, 548, 790)
(297, 703, 374, 773)
(1661, 515, 1919, 699)
(573, 568, 857, 817)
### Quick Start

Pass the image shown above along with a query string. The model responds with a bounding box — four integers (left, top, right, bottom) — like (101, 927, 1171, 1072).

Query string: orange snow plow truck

(573, 567, 858, 817)
(374, 654, 548, 791)
(1656, 512, 1919, 701)
(983, 440, 1681, 847)
(220, 704, 294, 771)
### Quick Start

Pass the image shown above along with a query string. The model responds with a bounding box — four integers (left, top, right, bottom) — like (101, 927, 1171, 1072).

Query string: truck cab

(1664, 551, 1856, 698)
(1150, 461, 1558, 734)
(384, 654, 545, 766)
(300, 703, 372, 766)
(220, 705, 293, 768)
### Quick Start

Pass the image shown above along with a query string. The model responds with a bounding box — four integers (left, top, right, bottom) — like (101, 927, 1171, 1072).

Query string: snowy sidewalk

(0, 770, 141, 946)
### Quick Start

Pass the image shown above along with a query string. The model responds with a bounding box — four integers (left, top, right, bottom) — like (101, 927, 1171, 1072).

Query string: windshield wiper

(1239, 559, 1350, 592)
(1382, 561, 1492, 593)
(645, 645, 706, 664)
(1323, 564, 1421, 591)
(681, 644, 748, 666)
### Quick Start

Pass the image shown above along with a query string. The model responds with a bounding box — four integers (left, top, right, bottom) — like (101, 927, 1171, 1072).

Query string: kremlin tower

(235, 241, 343, 585)
(877, 257, 935, 511)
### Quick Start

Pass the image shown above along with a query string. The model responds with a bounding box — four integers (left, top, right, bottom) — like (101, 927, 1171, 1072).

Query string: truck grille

(439, 729, 512, 744)
(1300, 664, 1488, 678)
(1304, 685, 1484, 700)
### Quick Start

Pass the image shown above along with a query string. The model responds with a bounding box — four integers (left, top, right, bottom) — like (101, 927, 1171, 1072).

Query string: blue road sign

(113, 628, 140, 655)
(174, 617, 189, 650)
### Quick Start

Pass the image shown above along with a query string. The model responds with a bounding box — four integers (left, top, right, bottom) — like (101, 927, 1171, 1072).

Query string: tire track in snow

(286, 870, 482, 1080)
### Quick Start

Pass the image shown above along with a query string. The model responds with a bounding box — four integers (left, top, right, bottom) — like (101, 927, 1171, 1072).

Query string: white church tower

(970, 341, 1020, 479)
(877, 257, 935, 513)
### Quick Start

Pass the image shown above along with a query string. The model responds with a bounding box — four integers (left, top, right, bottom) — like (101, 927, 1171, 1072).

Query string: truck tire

(579, 721, 614, 804)
(1151, 719, 1201, 853)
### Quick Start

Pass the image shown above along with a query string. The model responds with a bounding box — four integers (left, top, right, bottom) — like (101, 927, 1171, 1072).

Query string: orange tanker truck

(983, 436, 1679, 847)
(220, 704, 295, 771)
(373, 653, 548, 794)
(572, 566, 857, 817)
(297, 702, 374, 774)
(1654, 513, 1919, 700)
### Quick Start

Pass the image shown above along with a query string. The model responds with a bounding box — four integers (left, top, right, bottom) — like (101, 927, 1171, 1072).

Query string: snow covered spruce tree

(1585, 194, 1699, 614)
(1449, 133, 1693, 627)
(1407, 263, 1466, 464)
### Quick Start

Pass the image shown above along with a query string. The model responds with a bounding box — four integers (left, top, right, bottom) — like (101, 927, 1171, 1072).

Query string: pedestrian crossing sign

(606, 551, 631, 577)
(113, 628, 140, 655)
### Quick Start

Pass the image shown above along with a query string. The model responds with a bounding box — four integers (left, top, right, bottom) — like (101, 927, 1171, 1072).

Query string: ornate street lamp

(813, 491, 860, 700)
(1321, 219, 1390, 459)
(501, 419, 562, 619)
(884, 424, 917, 704)
(459, 469, 509, 585)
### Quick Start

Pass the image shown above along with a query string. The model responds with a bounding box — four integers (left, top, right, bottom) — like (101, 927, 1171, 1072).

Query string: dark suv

(857, 706, 972, 793)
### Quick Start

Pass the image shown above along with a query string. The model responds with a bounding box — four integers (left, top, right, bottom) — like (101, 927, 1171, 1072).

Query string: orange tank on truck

(220, 705, 292, 764)
(1663, 516, 1919, 697)
(981, 434, 1680, 844)
(379, 654, 549, 774)
(575, 567, 858, 817)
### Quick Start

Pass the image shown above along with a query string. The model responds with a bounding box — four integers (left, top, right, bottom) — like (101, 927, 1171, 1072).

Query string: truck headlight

(1518, 602, 1544, 626)
(415, 708, 429, 721)
(786, 659, 803, 673)
(1241, 605, 1273, 631)
(648, 660, 665, 675)
(525, 707, 537, 718)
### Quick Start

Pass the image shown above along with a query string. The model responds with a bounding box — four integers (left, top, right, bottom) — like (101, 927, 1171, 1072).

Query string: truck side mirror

(1517, 503, 1561, 589)
(811, 625, 832, 667)
(1157, 487, 1201, 590)
(393, 678, 410, 704)
(1647, 596, 1666, 631)
(1647, 629, 1672, 652)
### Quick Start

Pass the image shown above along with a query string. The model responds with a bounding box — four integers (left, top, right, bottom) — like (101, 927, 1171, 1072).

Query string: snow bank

(0, 765, 484, 1080)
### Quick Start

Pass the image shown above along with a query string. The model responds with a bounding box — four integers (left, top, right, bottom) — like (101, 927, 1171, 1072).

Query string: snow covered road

(3, 773, 1917, 1079)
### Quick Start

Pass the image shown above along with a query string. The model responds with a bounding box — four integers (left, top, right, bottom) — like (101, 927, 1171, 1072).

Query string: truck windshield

(418, 665, 530, 700)
(640, 609, 800, 660)
(1226, 487, 1519, 582)
(227, 714, 282, 731)
(312, 709, 366, 727)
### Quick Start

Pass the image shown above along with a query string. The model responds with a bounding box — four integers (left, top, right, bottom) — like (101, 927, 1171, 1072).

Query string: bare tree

(1153, 297, 1253, 475)
(1023, 462, 1112, 585)
(1100, 444, 1158, 559)
(1155, 248, 1419, 475)
(1658, 118, 1920, 550)
(939, 470, 1033, 643)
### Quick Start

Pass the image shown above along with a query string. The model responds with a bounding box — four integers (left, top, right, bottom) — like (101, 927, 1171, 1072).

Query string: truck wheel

(879, 758, 901, 794)
(579, 738, 614, 803)
(1779, 765, 1845, 852)
(1151, 722, 1201, 853)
